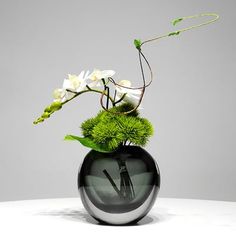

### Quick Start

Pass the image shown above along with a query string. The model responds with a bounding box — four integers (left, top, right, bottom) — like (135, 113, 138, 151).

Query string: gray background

(0, 0, 235, 202)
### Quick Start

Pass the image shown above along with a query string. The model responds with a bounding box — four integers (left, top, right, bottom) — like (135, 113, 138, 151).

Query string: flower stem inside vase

(103, 156, 135, 202)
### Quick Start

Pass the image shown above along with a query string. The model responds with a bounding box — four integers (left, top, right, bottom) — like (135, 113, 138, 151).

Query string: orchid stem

(103, 169, 123, 198)
(62, 88, 114, 106)
(113, 93, 127, 105)
(106, 86, 110, 109)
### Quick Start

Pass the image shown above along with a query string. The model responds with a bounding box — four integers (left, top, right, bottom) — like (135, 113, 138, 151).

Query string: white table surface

(0, 197, 235, 236)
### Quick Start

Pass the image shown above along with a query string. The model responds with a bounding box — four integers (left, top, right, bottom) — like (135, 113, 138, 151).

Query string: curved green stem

(141, 13, 219, 46)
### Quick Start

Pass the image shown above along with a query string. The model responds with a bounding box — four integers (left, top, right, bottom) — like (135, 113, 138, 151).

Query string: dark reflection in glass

(78, 146, 160, 225)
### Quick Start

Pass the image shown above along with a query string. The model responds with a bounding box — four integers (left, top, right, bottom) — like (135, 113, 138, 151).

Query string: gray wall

(0, 0, 235, 202)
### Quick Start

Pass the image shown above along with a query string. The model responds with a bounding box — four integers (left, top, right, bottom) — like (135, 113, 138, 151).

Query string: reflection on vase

(78, 146, 160, 225)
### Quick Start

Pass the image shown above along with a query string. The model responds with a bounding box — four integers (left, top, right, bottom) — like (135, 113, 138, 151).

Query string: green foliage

(81, 117, 99, 137)
(92, 121, 124, 151)
(172, 17, 183, 26)
(119, 116, 154, 146)
(64, 135, 111, 153)
(168, 31, 180, 36)
(33, 101, 62, 124)
(134, 39, 142, 50)
(77, 102, 154, 152)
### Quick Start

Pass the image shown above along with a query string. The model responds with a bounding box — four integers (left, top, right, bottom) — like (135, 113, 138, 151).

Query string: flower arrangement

(33, 13, 219, 154)
(33, 13, 219, 225)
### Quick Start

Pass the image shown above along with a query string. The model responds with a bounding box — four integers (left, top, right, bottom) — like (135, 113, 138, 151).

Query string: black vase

(78, 146, 160, 225)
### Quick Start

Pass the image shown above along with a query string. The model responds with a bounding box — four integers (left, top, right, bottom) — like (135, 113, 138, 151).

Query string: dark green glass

(78, 146, 160, 225)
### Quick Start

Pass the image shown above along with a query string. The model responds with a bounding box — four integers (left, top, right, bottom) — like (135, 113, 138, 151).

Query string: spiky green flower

(92, 121, 124, 150)
(79, 102, 154, 151)
(81, 117, 100, 137)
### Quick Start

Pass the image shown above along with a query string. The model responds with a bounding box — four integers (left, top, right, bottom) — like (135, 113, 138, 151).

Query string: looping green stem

(141, 13, 219, 46)
(110, 12, 219, 115)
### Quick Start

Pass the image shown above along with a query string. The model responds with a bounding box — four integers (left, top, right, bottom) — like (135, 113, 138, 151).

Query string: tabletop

(0, 197, 235, 236)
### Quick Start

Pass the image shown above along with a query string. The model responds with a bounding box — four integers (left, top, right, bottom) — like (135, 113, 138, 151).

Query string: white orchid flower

(88, 69, 115, 88)
(53, 71, 90, 102)
(63, 71, 90, 93)
(115, 80, 142, 106)
(53, 88, 67, 102)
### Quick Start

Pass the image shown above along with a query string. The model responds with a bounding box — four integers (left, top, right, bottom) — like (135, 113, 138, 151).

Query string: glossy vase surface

(78, 146, 160, 225)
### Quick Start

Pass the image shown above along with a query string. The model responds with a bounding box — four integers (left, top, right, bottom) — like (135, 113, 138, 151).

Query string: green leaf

(168, 31, 180, 36)
(134, 39, 142, 49)
(64, 135, 112, 153)
(172, 18, 183, 26)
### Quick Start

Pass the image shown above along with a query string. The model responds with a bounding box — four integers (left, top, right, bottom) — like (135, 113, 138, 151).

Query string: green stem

(141, 13, 219, 46)
(62, 88, 115, 106)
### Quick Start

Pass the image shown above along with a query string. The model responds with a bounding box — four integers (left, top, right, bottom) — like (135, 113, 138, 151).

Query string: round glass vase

(78, 145, 160, 225)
